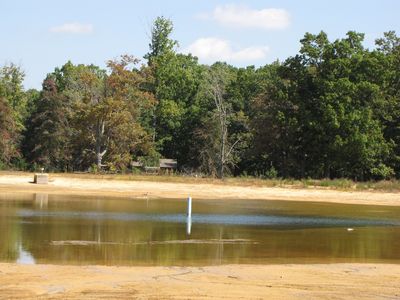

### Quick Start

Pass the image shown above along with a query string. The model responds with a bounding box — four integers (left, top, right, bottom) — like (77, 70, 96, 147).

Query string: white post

(187, 196, 192, 218)
(187, 196, 192, 235)
(186, 217, 192, 235)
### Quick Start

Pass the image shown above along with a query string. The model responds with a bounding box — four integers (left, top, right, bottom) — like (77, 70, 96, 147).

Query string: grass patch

(301, 178, 354, 189)
(356, 180, 400, 192)
(1, 171, 399, 192)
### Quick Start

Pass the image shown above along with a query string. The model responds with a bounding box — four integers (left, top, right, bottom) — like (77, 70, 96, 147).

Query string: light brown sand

(0, 263, 399, 299)
(0, 173, 399, 206)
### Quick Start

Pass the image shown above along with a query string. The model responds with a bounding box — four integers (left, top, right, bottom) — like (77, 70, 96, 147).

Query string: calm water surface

(1, 193, 400, 266)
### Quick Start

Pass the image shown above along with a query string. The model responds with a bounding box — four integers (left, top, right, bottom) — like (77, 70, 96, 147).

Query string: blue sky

(1, 0, 399, 89)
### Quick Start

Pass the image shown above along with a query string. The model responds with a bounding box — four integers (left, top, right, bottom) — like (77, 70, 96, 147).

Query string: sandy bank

(0, 173, 399, 206)
(0, 263, 399, 299)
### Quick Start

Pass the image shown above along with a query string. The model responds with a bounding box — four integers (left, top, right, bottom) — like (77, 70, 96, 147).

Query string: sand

(0, 173, 399, 206)
(0, 173, 400, 299)
(0, 263, 399, 299)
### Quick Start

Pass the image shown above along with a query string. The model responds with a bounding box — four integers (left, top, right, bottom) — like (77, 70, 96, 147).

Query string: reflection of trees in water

(1, 194, 400, 265)
(19, 218, 400, 265)
(0, 203, 23, 261)
(34, 193, 48, 208)
(20, 219, 255, 265)
(0, 193, 48, 263)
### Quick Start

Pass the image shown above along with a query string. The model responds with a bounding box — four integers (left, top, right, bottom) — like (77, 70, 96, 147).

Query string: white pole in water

(186, 216, 192, 235)
(187, 196, 192, 218)
(187, 196, 192, 235)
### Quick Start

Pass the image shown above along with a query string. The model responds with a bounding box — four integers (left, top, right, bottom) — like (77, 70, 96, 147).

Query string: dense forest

(1, 17, 399, 180)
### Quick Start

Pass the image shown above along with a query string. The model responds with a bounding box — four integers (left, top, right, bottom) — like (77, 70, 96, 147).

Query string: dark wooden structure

(159, 159, 177, 174)
(130, 159, 177, 174)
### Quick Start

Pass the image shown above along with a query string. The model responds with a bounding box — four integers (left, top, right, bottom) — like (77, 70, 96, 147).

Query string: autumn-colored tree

(0, 97, 20, 167)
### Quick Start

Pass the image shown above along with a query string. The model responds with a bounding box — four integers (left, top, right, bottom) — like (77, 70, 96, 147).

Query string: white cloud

(184, 37, 269, 63)
(50, 22, 94, 34)
(208, 4, 290, 30)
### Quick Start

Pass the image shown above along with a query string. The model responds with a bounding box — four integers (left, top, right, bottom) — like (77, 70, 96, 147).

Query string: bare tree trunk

(152, 106, 157, 143)
(206, 67, 242, 179)
(213, 81, 227, 179)
(95, 120, 107, 169)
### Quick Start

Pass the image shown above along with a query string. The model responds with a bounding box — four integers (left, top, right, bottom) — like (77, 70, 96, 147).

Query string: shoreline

(1, 173, 400, 298)
(0, 173, 399, 206)
(0, 263, 399, 299)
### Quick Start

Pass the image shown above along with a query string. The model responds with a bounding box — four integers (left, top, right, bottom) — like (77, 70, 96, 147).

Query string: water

(1, 193, 400, 266)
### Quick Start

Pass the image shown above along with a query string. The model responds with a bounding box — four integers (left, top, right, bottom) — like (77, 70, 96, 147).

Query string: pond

(1, 193, 400, 266)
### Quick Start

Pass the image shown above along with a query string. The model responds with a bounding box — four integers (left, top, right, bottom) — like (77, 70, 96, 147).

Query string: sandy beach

(0, 263, 399, 299)
(0, 173, 399, 206)
(1, 172, 400, 299)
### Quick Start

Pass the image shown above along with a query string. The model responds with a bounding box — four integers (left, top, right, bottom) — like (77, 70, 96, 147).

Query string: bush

(138, 152, 161, 167)
(318, 178, 354, 189)
(264, 166, 278, 179)
(12, 158, 29, 171)
(89, 164, 99, 174)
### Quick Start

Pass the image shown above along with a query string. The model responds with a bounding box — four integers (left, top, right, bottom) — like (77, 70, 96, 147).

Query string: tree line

(1, 17, 399, 180)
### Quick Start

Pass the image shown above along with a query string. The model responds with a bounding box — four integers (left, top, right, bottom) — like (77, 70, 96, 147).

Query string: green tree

(145, 17, 203, 167)
(0, 64, 27, 168)
(251, 62, 300, 177)
(0, 64, 27, 128)
(153, 53, 203, 163)
(0, 97, 20, 167)
(375, 31, 400, 177)
(23, 77, 71, 171)
(144, 16, 178, 64)
(225, 65, 271, 176)
(252, 31, 394, 179)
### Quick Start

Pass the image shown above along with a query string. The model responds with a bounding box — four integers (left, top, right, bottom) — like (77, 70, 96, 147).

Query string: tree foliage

(23, 58, 155, 171)
(1, 20, 400, 180)
(145, 16, 178, 64)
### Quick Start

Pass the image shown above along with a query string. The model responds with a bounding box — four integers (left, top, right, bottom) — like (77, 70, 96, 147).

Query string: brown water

(1, 193, 400, 266)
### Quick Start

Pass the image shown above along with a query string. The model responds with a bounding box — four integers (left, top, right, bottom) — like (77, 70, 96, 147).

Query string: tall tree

(251, 62, 300, 177)
(0, 97, 20, 167)
(23, 77, 71, 171)
(67, 64, 108, 169)
(375, 31, 400, 176)
(66, 58, 155, 170)
(144, 16, 178, 64)
(145, 16, 203, 166)
(251, 31, 394, 179)
(103, 55, 156, 169)
(196, 63, 242, 178)
(0, 64, 27, 127)
(0, 64, 26, 168)
(153, 53, 202, 162)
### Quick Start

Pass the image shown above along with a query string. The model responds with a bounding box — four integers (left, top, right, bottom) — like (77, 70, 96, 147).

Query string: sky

(1, 0, 399, 89)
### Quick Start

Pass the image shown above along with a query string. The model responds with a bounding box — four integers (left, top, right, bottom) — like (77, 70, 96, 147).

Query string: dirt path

(0, 263, 399, 299)
(0, 173, 399, 206)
